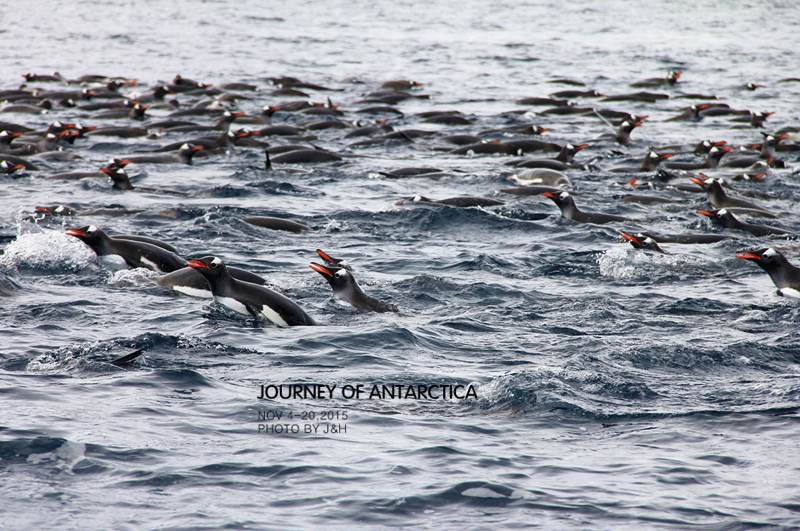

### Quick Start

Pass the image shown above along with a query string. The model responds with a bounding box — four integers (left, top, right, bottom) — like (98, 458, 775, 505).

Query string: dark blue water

(2, 1, 800, 529)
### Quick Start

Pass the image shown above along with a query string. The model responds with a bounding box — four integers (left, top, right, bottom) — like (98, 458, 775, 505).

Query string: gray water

(1, 1, 800, 529)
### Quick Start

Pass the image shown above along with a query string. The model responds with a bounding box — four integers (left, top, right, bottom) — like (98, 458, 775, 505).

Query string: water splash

(0, 231, 95, 272)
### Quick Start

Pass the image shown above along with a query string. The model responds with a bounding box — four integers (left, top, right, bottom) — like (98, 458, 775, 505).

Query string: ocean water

(1, 1, 800, 529)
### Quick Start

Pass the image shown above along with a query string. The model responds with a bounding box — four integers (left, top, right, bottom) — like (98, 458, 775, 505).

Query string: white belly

(215, 296, 251, 316)
(100, 254, 128, 269)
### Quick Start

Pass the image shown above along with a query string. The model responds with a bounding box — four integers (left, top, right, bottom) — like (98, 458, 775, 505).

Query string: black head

(736, 248, 790, 275)
(1, 161, 25, 175)
(186, 256, 228, 280)
(697, 208, 737, 228)
(65, 224, 107, 245)
(179, 143, 203, 164)
(621, 232, 666, 253)
(102, 167, 134, 190)
(309, 262, 356, 295)
(542, 190, 574, 209)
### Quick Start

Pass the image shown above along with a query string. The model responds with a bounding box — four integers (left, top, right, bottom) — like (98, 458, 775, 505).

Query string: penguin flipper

(109, 349, 144, 367)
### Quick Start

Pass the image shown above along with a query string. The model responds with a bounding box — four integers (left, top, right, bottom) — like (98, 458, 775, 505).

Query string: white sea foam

(27, 441, 87, 474)
(0, 231, 95, 271)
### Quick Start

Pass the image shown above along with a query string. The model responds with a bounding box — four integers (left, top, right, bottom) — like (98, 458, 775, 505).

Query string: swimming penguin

(601, 91, 670, 103)
(123, 143, 204, 165)
(66, 225, 185, 272)
(0, 160, 25, 175)
(510, 143, 588, 170)
(151, 265, 268, 298)
(186, 256, 316, 326)
(664, 104, 711, 122)
(630, 71, 681, 88)
(102, 167, 190, 195)
(736, 248, 800, 298)
(241, 217, 311, 233)
(395, 195, 505, 207)
(508, 168, 571, 186)
(690, 176, 774, 215)
(697, 209, 795, 237)
(621, 232, 667, 253)
(270, 149, 342, 164)
(609, 151, 674, 173)
(636, 232, 731, 244)
(663, 146, 732, 170)
(542, 192, 631, 224)
(309, 262, 398, 313)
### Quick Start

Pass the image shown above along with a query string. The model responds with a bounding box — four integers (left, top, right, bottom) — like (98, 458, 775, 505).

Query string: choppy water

(2, 1, 800, 529)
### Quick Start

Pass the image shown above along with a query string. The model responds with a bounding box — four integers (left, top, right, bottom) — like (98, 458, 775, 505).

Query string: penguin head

(179, 143, 203, 164)
(542, 191, 572, 207)
(101, 167, 134, 190)
(309, 262, 357, 296)
(66, 225, 105, 245)
(736, 248, 788, 273)
(186, 256, 228, 279)
(395, 195, 432, 205)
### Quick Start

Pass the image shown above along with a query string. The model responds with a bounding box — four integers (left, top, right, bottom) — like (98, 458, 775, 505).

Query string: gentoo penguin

(241, 217, 311, 233)
(549, 89, 604, 98)
(621, 232, 667, 253)
(663, 146, 732, 170)
(664, 104, 710, 122)
(269, 149, 342, 164)
(66, 225, 185, 272)
(395, 195, 504, 207)
(123, 143, 203, 165)
(507, 168, 571, 186)
(609, 151, 674, 173)
(186, 256, 315, 326)
(601, 91, 670, 103)
(379, 80, 422, 91)
(630, 70, 681, 88)
(697, 209, 795, 237)
(102, 167, 190, 195)
(636, 232, 730, 244)
(542, 192, 631, 224)
(510, 143, 588, 170)
(309, 262, 398, 313)
(151, 265, 268, 298)
(614, 119, 644, 147)
(690, 176, 774, 214)
(0, 160, 25, 175)
(495, 185, 564, 197)
(736, 248, 800, 298)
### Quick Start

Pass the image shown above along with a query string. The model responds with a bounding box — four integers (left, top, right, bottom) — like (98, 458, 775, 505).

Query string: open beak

(309, 263, 333, 277)
(316, 249, 336, 263)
